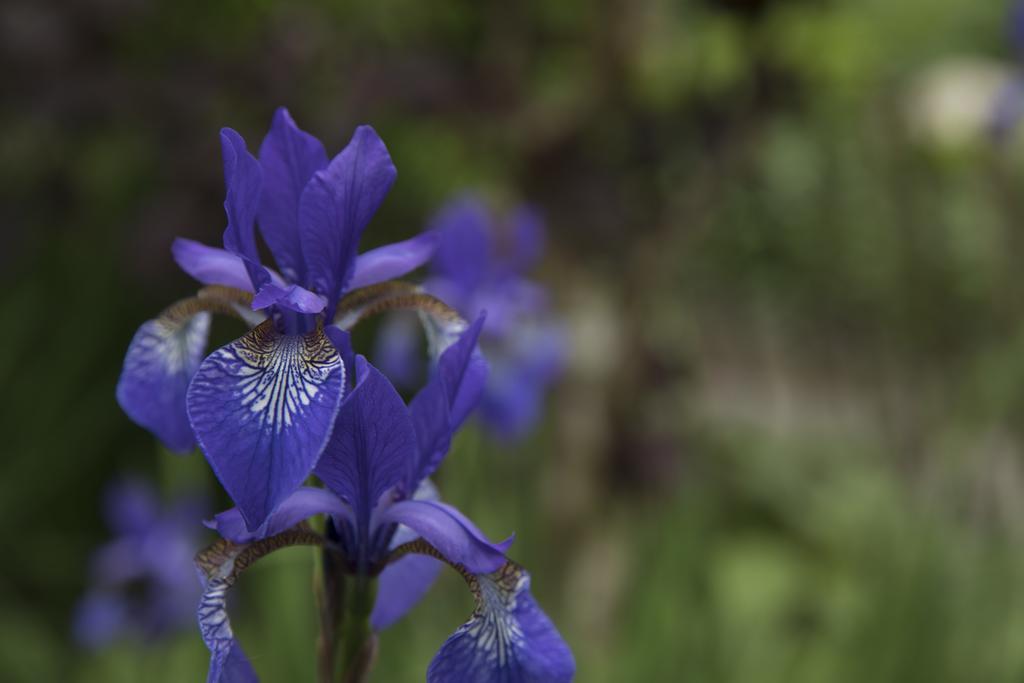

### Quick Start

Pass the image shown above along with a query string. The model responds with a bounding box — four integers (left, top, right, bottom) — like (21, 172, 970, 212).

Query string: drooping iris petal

(348, 231, 439, 290)
(195, 528, 323, 683)
(117, 309, 211, 452)
(198, 579, 258, 683)
(371, 553, 442, 631)
(314, 356, 416, 527)
(299, 125, 396, 310)
(379, 499, 510, 575)
(427, 562, 575, 683)
(409, 314, 487, 482)
(219, 128, 267, 292)
(257, 108, 327, 283)
(430, 197, 492, 295)
(251, 282, 327, 315)
(187, 320, 345, 530)
(206, 486, 353, 544)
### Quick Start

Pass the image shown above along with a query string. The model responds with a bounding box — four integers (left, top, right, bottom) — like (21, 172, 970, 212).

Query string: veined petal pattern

(188, 320, 345, 530)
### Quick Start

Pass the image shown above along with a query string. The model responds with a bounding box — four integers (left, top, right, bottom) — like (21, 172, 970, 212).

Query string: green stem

(337, 575, 378, 683)
(315, 544, 378, 683)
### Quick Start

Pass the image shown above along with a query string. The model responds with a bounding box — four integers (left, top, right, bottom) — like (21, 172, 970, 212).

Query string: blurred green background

(5, 0, 1024, 680)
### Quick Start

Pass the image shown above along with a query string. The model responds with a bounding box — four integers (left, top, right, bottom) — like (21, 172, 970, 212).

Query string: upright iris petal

(188, 321, 345, 530)
(300, 125, 397, 315)
(409, 313, 487, 483)
(313, 356, 416, 538)
(219, 129, 268, 292)
(257, 108, 328, 284)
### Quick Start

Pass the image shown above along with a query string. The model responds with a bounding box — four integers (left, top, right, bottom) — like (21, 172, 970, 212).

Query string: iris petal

(198, 579, 258, 683)
(505, 204, 546, 276)
(187, 320, 345, 530)
(173, 239, 257, 292)
(299, 125, 396, 314)
(195, 528, 324, 683)
(426, 562, 575, 683)
(219, 128, 267, 292)
(409, 314, 487, 483)
(348, 231, 439, 290)
(251, 282, 327, 315)
(314, 356, 417, 530)
(370, 479, 442, 630)
(370, 553, 442, 631)
(429, 197, 492, 295)
(117, 308, 211, 453)
(257, 107, 327, 283)
(206, 486, 353, 544)
(379, 499, 510, 575)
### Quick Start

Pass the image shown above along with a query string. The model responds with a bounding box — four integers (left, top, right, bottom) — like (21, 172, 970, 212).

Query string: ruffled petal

(187, 321, 345, 530)
(219, 128, 267, 291)
(299, 125, 396, 311)
(314, 356, 417, 527)
(205, 486, 352, 544)
(116, 307, 211, 453)
(349, 231, 438, 290)
(257, 108, 327, 283)
(409, 314, 487, 482)
(379, 499, 510, 575)
(427, 562, 575, 683)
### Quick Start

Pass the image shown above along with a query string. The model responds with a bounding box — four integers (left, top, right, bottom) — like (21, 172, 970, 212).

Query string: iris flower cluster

(116, 108, 574, 682)
(376, 197, 565, 441)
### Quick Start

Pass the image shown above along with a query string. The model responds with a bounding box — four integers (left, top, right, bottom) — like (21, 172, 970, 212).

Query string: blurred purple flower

(375, 196, 566, 441)
(991, 1, 1024, 139)
(73, 478, 206, 649)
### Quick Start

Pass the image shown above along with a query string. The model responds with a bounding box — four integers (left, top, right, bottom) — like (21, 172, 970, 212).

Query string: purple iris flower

(116, 108, 437, 531)
(195, 320, 575, 682)
(73, 478, 206, 648)
(991, 1, 1024, 139)
(376, 196, 565, 440)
